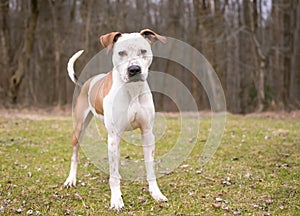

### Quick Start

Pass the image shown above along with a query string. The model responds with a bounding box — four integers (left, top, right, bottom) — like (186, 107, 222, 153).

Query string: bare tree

(0, 0, 299, 113)
(8, 0, 39, 104)
(290, 0, 300, 107)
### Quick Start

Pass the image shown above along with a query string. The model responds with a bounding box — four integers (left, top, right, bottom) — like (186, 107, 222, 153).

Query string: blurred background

(0, 0, 299, 113)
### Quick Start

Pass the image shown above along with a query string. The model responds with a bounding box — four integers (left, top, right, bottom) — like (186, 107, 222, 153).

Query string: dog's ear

(100, 32, 122, 51)
(140, 29, 166, 45)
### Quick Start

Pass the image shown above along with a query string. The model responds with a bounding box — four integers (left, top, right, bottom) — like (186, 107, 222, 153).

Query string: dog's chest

(127, 96, 145, 128)
(104, 83, 153, 131)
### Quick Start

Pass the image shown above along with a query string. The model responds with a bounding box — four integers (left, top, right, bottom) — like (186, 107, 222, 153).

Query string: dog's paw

(64, 176, 76, 188)
(109, 195, 124, 211)
(149, 188, 168, 202)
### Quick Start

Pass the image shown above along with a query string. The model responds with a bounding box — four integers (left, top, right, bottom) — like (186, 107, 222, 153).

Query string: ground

(0, 109, 299, 215)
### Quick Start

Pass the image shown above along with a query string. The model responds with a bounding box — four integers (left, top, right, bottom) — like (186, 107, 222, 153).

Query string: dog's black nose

(128, 65, 141, 77)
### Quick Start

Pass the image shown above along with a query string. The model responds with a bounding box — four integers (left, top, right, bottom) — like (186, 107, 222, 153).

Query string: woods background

(0, 0, 299, 113)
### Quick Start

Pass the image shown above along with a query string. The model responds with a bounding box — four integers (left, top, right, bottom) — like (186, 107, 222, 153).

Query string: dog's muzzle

(127, 65, 143, 82)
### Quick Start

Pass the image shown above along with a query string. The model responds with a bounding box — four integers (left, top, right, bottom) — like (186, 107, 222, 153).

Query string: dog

(64, 29, 168, 211)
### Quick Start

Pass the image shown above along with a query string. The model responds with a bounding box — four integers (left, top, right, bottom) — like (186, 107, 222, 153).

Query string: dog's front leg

(142, 129, 168, 202)
(108, 134, 124, 211)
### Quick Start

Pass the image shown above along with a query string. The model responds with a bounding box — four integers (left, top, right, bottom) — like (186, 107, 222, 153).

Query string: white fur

(112, 34, 152, 83)
(67, 50, 84, 83)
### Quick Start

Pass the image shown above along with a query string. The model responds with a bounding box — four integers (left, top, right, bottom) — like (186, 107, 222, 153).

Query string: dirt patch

(0, 107, 300, 120)
(244, 110, 300, 119)
(0, 107, 72, 120)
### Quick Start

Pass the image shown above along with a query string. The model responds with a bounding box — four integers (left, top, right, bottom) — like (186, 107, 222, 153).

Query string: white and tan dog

(64, 29, 167, 210)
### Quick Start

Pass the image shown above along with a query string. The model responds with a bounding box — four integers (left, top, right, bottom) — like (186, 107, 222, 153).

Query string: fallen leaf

(212, 203, 221, 208)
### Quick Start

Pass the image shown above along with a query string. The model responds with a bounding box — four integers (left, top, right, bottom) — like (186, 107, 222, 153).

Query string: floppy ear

(140, 29, 166, 44)
(99, 32, 122, 52)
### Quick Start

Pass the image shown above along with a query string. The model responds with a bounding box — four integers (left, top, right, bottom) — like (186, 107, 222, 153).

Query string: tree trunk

(8, 0, 39, 104)
(248, 0, 266, 112)
(282, 1, 292, 109)
(191, 0, 201, 108)
(271, 1, 285, 110)
(0, 0, 10, 103)
(290, 0, 300, 107)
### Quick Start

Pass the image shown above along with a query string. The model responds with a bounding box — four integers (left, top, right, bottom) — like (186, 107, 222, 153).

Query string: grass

(0, 113, 299, 215)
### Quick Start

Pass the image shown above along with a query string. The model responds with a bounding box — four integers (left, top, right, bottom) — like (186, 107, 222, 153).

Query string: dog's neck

(125, 81, 150, 99)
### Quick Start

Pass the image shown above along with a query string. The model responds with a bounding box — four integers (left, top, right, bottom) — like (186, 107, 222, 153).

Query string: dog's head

(100, 29, 166, 83)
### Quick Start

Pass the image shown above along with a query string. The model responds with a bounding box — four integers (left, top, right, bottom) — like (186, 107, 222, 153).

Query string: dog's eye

(118, 51, 127, 56)
(141, 49, 147, 55)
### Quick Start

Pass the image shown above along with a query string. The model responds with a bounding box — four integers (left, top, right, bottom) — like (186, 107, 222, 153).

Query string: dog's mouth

(128, 74, 145, 82)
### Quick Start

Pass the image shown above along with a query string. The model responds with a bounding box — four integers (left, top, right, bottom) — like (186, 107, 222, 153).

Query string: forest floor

(0, 109, 299, 215)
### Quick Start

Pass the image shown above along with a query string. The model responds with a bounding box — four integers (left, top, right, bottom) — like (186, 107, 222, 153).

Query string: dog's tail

(67, 50, 84, 86)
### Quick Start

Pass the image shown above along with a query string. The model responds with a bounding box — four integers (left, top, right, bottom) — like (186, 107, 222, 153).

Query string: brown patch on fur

(72, 133, 78, 147)
(89, 71, 113, 115)
(71, 78, 93, 146)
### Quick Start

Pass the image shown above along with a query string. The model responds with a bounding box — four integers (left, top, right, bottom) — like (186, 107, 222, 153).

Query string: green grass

(0, 114, 299, 215)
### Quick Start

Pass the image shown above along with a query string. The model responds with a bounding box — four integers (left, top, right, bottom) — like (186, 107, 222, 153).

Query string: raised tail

(67, 50, 84, 85)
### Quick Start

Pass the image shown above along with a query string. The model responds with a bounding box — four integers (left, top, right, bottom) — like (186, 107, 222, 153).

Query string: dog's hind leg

(64, 91, 93, 188)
